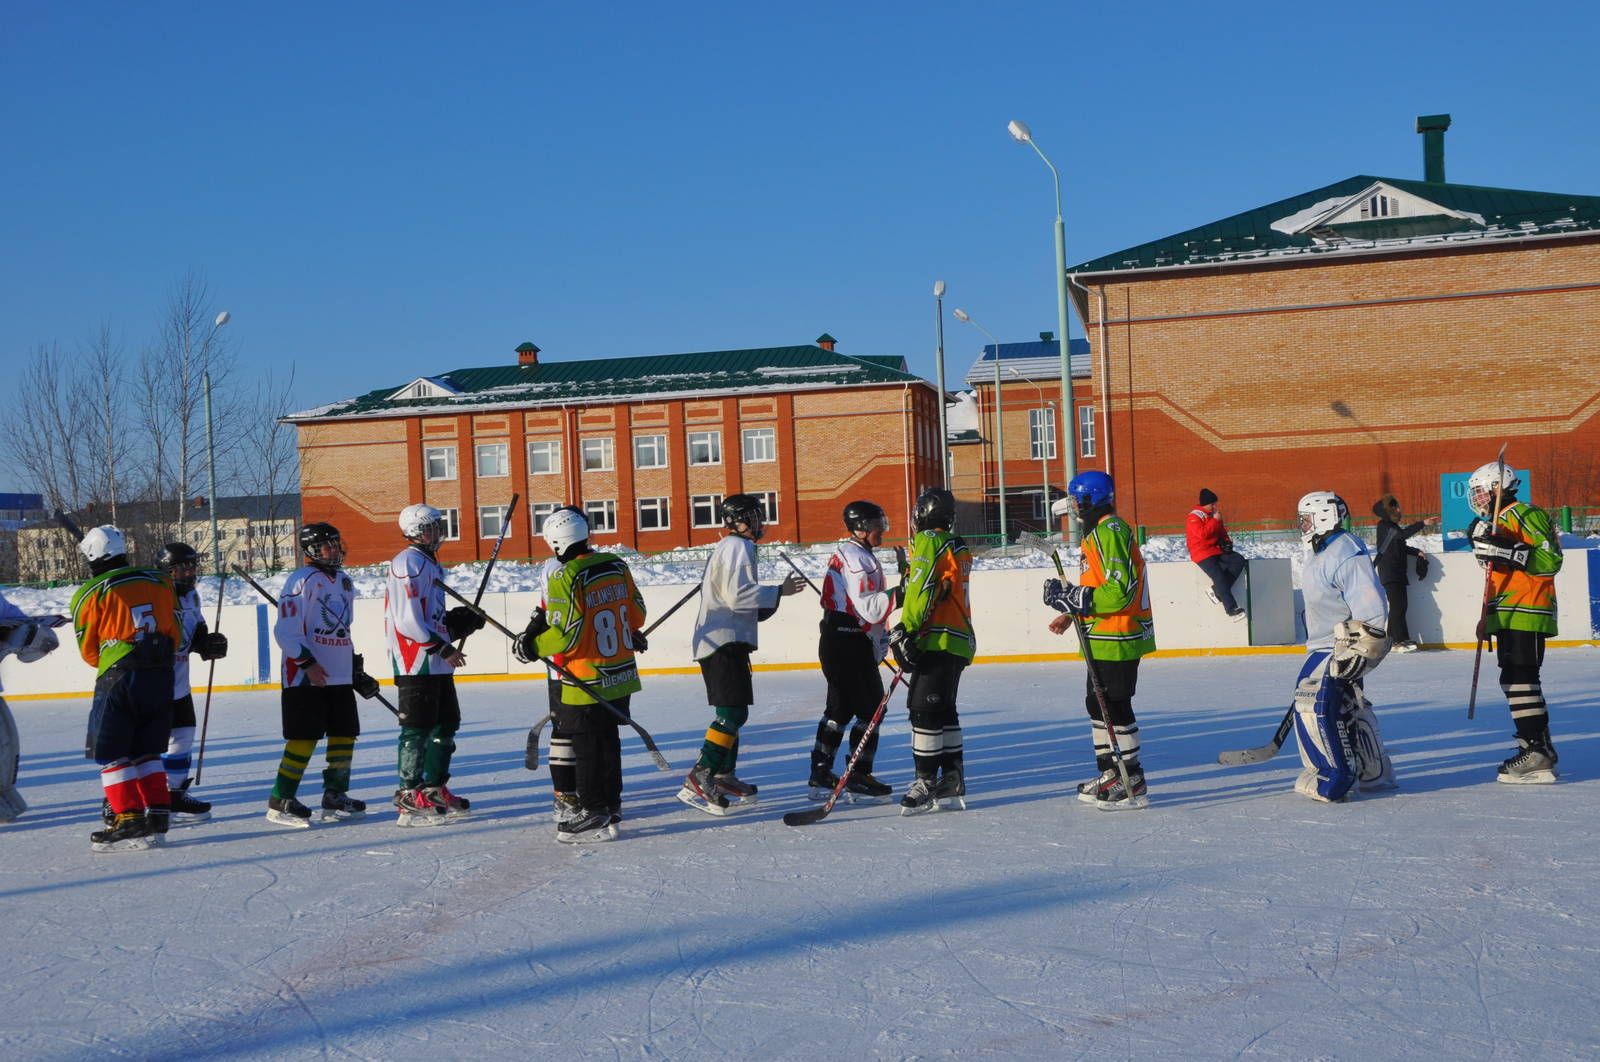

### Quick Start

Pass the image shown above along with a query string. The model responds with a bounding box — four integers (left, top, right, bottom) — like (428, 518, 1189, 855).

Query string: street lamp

(1007, 365, 1053, 531)
(201, 310, 231, 579)
(933, 280, 950, 489)
(953, 309, 1007, 545)
(1008, 118, 1079, 545)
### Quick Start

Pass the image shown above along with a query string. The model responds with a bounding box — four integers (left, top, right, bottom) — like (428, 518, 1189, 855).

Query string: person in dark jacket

(1186, 489, 1246, 619)
(1371, 494, 1440, 652)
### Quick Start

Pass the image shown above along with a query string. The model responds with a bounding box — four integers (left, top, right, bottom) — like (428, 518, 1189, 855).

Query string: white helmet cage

(1467, 461, 1520, 517)
(1296, 491, 1348, 546)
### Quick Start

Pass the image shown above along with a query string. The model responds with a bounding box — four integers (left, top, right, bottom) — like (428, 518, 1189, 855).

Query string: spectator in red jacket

(1187, 489, 1246, 619)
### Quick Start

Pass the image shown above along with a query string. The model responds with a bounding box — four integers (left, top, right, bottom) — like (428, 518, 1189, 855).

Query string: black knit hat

(1198, 488, 1218, 506)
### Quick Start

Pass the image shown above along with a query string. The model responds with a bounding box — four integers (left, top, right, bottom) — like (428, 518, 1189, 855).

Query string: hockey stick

(52, 509, 85, 543)
(456, 492, 518, 653)
(783, 580, 950, 827)
(777, 550, 820, 594)
(642, 583, 701, 638)
(1217, 655, 1335, 766)
(230, 564, 399, 718)
(439, 582, 672, 771)
(1051, 549, 1138, 803)
(1466, 443, 1508, 721)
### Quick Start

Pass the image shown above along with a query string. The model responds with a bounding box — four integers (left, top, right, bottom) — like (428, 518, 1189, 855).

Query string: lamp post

(953, 309, 1007, 545)
(201, 310, 231, 579)
(1007, 119, 1079, 545)
(1007, 365, 1053, 531)
(933, 280, 950, 489)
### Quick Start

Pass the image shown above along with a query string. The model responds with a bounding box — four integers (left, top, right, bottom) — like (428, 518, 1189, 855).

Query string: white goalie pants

(1292, 650, 1394, 802)
(0, 694, 24, 822)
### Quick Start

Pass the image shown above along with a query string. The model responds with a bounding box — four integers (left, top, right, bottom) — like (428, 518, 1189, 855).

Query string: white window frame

(633, 434, 668, 470)
(1028, 408, 1057, 461)
(637, 496, 670, 531)
(585, 498, 617, 533)
(1078, 405, 1097, 459)
(475, 442, 509, 478)
(530, 502, 559, 534)
(478, 504, 506, 538)
(687, 430, 722, 466)
(423, 445, 457, 481)
(754, 491, 778, 523)
(527, 439, 561, 476)
(691, 493, 723, 528)
(580, 436, 614, 472)
(741, 426, 776, 463)
(440, 508, 461, 541)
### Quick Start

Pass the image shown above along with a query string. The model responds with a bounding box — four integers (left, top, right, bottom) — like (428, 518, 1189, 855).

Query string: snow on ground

(4, 649, 1599, 1059)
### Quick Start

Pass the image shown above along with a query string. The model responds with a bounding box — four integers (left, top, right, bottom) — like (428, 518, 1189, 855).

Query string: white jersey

(820, 538, 894, 659)
(1302, 530, 1388, 650)
(691, 534, 780, 660)
(385, 545, 455, 677)
(275, 565, 356, 687)
(173, 588, 206, 696)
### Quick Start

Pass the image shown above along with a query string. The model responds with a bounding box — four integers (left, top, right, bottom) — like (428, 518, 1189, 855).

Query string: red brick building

(287, 337, 944, 564)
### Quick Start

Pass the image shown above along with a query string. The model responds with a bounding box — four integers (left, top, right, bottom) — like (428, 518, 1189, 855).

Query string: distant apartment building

(285, 337, 944, 564)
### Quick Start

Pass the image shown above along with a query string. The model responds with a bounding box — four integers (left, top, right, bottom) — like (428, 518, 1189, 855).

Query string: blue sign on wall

(1439, 469, 1533, 551)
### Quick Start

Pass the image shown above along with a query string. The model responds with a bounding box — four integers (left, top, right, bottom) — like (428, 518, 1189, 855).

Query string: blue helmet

(1067, 470, 1115, 509)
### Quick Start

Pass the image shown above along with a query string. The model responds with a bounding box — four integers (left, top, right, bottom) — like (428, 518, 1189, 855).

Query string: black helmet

(843, 499, 888, 534)
(300, 522, 345, 569)
(912, 488, 956, 532)
(721, 493, 766, 539)
(156, 542, 200, 594)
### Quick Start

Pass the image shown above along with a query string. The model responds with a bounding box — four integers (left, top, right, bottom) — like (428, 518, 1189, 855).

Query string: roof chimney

(815, 333, 837, 352)
(516, 341, 540, 367)
(1039, 331, 1054, 343)
(1416, 113, 1451, 183)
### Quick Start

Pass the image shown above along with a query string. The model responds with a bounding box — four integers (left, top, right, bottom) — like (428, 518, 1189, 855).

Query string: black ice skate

(321, 790, 367, 821)
(266, 795, 314, 829)
(555, 807, 618, 844)
(846, 771, 893, 803)
(553, 792, 582, 826)
(1078, 767, 1149, 811)
(1497, 737, 1558, 785)
(807, 767, 839, 802)
(932, 768, 966, 811)
(91, 812, 155, 853)
(677, 765, 731, 816)
(899, 776, 938, 816)
(169, 787, 212, 823)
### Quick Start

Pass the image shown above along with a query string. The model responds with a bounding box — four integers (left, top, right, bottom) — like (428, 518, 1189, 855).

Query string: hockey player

(1, 590, 63, 822)
(1043, 471, 1155, 809)
(385, 503, 485, 826)
(267, 523, 370, 827)
(679, 493, 805, 815)
(531, 504, 586, 828)
(515, 508, 647, 842)
(807, 499, 898, 802)
(889, 487, 973, 814)
(153, 543, 226, 824)
(69, 526, 181, 852)
(1466, 461, 1565, 783)
(1289, 491, 1395, 802)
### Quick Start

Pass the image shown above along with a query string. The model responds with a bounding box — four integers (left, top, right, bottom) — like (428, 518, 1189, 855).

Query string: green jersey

(900, 530, 975, 661)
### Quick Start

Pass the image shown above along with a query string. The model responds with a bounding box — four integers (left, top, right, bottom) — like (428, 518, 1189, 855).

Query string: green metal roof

(289, 344, 923, 421)
(1069, 175, 1600, 275)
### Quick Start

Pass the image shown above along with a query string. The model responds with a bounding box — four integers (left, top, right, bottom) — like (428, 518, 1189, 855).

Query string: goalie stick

(1217, 706, 1295, 766)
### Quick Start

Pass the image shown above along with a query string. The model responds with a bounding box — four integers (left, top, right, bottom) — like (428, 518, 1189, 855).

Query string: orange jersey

(69, 566, 181, 676)
(535, 552, 647, 705)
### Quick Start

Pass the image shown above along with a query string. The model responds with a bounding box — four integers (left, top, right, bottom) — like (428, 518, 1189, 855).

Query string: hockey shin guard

(940, 722, 964, 775)
(163, 725, 196, 791)
(812, 716, 846, 773)
(272, 739, 317, 800)
(1501, 674, 1549, 742)
(133, 755, 170, 809)
(422, 724, 458, 786)
(697, 705, 747, 774)
(908, 709, 943, 780)
(100, 758, 143, 814)
(849, 721, 880, 774)
(548, 724, 577, 797)
(396, 727, 427, 788)
(322, 735, 355, 794)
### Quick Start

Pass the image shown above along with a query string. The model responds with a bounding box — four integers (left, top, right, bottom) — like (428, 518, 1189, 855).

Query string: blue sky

(4, 1, 1598, 432)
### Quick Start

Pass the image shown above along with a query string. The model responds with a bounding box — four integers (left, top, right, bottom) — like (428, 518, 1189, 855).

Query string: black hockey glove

(1042, 577, 1093, 615)
(887, 625, 919, 673)
(889, 583, 905, 609)
(630, 628, 649, 653)
(196, 632, 228, 660)
(513, 608, 548, 664)
(1413, 553, 1430, 579)
(350, 653, 381, 699)
(444, 605, 486, 640)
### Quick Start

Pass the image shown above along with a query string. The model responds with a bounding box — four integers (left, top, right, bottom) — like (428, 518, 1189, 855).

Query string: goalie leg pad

(1345, 686, 1395, 791)
(1292, 653, 1357, 802)
(0, 697, 23, 822)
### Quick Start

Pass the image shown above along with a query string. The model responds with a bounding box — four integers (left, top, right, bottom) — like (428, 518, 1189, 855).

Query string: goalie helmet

(1467, 461, 1520, 518)
(721, 493, 766, 539)
(542, 507, 589, 557)
(156, 542, 201, 595)
(79, 525, 129, 574)
(299, 522, 345, 569)
(912, 488, 956, 532)
(398, 503, 447, 550)
(843, 499, 888, 534)
(1296, 491, 1348, 546)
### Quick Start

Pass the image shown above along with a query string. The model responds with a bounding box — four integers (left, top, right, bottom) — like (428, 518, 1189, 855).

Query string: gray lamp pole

(1007, 365, 1053, 530)
(1008, 119, 1079, 545)
(933, 280, 950, 489)
(953, 309, 1007, 545)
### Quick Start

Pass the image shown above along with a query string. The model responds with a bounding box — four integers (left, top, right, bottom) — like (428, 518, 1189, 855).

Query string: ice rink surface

(3, 648, 1598, 1060)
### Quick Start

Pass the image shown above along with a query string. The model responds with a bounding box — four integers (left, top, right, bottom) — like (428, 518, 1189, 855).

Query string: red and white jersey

(384, 546, 454, 677)
(821, 538, 894, 657)
(275, 565, 356, 687)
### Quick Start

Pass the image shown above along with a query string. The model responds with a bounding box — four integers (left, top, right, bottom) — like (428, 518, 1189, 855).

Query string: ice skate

(394, 786, 449, 827)
(169, 787, 212, 823)
(434, 785, 471, 820)
(1226, 606, 1247, 621)
(712, 771, 758, 807)
(91, 812, 154, 853)
(677, 765, 731, 816)
(320, 790, 367, 821)
(807, 767, 839, 802)
(1082, 767, 1149, 811)
(846, 771, 893, 803)
(266, 795, 314, 828)
(556, 807, 618, 844)
(145, 806, 170, 843)
(1391, 640, 1420, 653)
(1497, 737, 1558, 785)
(553, 792, 582, 826)
(933, 768, 966, 811)
(898, 776, 938, 816)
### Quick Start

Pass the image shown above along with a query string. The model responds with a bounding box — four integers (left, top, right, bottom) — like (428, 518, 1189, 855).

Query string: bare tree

(236, 365, 303, 571)
(79, 324, 134, 525)
(2, 345, 86, 514)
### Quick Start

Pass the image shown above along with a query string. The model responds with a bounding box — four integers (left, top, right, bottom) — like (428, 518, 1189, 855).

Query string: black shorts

(554, 694, 629, 736)
(699, 644, 754, 707)
(907, 650, 966, 714)
(819, 623, 885, 718)
(394, 674, 461, 733)
(281, 684, 360, 741)
(1495, 629, 1546, 671)
(1086, 658, 1140, 702)
(86, 666, 174, 763)
(170, 693, 197, 731)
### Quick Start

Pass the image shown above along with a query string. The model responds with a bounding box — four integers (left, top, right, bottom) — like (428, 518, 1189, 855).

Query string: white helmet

(398, 503, 446, 547)
(6, 622, 59, 663)
(79, 525, 128, 565)
(1296, 491, 1348, 546)
(1467, 461, 1519, 517)
(542, 508, 589, 556)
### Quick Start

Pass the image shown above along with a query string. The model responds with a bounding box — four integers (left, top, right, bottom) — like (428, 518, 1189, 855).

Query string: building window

(585, 499, 617, 533)
(688, 431, 722, 466)
(424, 445, 456, 481)
(691, 493, 724, 528)
(530, 502, 559, 534)
(581, 437, 614, 472)
(475, 442, 509, 478)
(440, 508, 461, 541)
(528, 439, 561, 476)
(1078, 405, 1097, 458)
(1028, 409, 1057, 461)
(1033, 493, 1050, 520)
(633, 434, 668, 469)
(478, 505, 506, 538)
(753, 491, 778, 523)
(741, 426, 776, 463)
(1360, 193, 1399, 219)
(637, 497, 670, 530)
